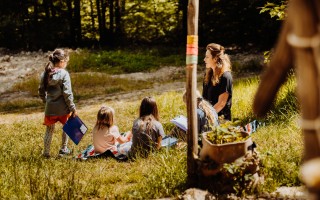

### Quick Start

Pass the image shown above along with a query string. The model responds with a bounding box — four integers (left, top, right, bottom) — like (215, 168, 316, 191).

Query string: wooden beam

(186, 0, 199, 187)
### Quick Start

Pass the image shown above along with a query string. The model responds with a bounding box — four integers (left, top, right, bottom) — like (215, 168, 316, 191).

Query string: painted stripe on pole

(186, 55, 198, 65)
(186, 44, 198, 55)
(187, 35, 198, 45)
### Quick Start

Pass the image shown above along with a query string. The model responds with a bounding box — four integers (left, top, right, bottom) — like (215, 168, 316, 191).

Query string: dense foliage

(0, 0, 282, 51)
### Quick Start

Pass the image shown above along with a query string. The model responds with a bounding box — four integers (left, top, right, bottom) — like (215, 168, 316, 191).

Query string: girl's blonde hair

(183, 90, 217, 127)
(204, 43, 231, 86)
(95, 106, 115, 130)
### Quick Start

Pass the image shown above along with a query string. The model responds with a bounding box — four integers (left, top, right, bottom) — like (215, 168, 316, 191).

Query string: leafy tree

(259, 1, 287, 21)
(0, 0, 283, 50)
(198, 0, 282, 51)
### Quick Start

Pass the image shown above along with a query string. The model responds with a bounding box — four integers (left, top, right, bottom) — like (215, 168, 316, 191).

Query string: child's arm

(116, 131, 132, 144)
(156, 136, 162, 150)
(61, 71, 76, 114)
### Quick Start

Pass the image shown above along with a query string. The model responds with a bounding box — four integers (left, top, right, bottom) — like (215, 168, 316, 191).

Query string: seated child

(171, 90, 219, 142)
(92, 105, 132, 154)
(77, 105, 132, 160)
(128, 96, 166, 158)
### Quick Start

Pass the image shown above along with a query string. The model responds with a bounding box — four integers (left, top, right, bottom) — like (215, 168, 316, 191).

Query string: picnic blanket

(75, 144, 128, 161)
(76, 136, 177, 161)
(242, 120, 265, 135)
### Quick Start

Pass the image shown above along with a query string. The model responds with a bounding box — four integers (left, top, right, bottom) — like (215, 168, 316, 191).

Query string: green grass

(0, 71, 303, 198)
(68, 47, 185, 73)
(0, 48, 301, 198)
(3, 73, 153, 113)
(0, 92, 187, 199)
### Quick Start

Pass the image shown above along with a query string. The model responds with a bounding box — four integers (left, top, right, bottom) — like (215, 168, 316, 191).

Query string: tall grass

(68, 47, 185, 73)
(229, 73, 302, 193)
(0, 74, 302, 198)
(0, 92, 187, 199)
(4, 73, 153, 113)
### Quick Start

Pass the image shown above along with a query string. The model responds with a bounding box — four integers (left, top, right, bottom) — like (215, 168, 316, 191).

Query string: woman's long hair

(43, 49, 69, 91)
(95, 106, 115, 131)
(204, 43, 231, 86)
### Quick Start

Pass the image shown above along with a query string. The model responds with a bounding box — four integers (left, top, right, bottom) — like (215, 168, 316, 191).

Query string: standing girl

(38, 49, 76, 157)
(203, 43, 233, 121)
(129, 96, 166, 158)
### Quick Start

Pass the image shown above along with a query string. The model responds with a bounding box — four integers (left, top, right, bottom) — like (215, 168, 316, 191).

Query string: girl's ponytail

(43, 58, 53, 91)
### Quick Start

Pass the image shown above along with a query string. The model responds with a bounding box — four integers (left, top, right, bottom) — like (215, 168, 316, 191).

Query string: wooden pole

(186, 0, 199, 187)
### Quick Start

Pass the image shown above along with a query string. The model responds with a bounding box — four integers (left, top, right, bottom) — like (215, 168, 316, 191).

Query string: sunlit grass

(68, 48, 185, 73)
(4, 73, 153, 113)
(0, 92, 187, 199)
(0, 74, 303, 198)
(0, 98, 43, 113)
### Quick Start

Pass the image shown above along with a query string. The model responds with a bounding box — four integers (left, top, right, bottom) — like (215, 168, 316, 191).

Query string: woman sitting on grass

(128, 96, 166, 158)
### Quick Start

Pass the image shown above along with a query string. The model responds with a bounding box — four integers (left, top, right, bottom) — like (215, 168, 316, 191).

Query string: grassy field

(0, 49, 303, 199)
(0, 74, 303, 199)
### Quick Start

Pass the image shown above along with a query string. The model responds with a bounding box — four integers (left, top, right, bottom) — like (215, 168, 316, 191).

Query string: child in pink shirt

(92, 106, 132, 154)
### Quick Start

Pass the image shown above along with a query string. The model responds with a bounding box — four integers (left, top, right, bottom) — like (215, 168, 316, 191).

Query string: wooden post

(186, 0, 199, 187)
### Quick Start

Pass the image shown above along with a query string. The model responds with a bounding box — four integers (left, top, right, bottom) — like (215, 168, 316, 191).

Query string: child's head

(43, 49, 70, 90)
(183, 90, 202, 105)
(183, 90, 219, 127)
(139, 96, 159, 120)
(48, 49, 69, 69)
(96, 105, 115, 130)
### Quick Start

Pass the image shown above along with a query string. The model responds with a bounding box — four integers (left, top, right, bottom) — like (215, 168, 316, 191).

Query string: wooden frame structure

(253, 0, 320, 199)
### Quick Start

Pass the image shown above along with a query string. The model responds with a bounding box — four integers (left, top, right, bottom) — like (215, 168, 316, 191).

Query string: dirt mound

(0, 50, 48, 94)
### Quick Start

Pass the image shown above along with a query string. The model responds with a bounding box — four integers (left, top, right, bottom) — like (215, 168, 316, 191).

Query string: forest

(0, 0, 282, 51)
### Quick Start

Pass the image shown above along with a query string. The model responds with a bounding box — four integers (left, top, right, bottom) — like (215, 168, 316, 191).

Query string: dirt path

(0, 50, 47, 94)
(0, 50, 264, 123)
(0, 50, 189, 124)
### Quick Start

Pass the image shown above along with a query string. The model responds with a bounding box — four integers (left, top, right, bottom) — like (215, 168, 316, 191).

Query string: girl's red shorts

(43, 113, 71, 126)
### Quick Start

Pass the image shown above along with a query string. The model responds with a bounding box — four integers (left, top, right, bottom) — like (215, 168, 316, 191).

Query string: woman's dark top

(202, 71, 232, 121)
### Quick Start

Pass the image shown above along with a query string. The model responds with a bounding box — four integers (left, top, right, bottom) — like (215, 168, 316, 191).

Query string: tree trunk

(108, 0, 114, 45)
(43, 0, 50, 19)
(48, 0, 56, 17)
(66, 0, 76, 45)
(74, 0, 82, 45)
(33, 0, 39, 22)
(101, 0, 107, 44)
(115, 0, 122, 35)
(96, 0, 107, 44)
(178, 0, 188, 43)
(89, 0, 96, 34)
